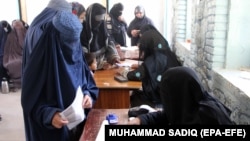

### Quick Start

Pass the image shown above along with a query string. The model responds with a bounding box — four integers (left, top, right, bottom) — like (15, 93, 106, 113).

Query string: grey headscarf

(47, 0, 71, 12)
(134, 5, 145, 15)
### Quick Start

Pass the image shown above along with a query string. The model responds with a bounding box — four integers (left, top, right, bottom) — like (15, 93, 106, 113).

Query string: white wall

(0, 0, 20, 24)
(25, 0, 103, 24)
(108, 0, 165, 35)
(108, 0, 167, 46)
(0, 0, 171, 46)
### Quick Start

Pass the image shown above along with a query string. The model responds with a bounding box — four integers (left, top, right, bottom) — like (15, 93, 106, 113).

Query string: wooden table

(93, 59, 142, 109)
(79, 109, 129, 141)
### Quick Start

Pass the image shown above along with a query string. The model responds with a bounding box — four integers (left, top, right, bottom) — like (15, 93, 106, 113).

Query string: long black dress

(138, 66, 234, 125)
(126, 24, 181, 107)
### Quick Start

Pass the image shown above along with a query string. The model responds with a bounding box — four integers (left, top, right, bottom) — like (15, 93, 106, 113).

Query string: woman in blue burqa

(23, 0, 72, 67)
(80, 3, 120, 70)
(21, 8, 98, 141)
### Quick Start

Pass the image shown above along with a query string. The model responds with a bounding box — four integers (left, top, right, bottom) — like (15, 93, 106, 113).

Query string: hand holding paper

(60, 86, 85, 130)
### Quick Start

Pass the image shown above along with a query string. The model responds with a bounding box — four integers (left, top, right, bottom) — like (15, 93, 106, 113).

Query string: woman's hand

(102, 62, 113, 70)
(116, 67, 126, 75)
(52, 112, 69, 128)
(131, 63, 139, 69)
(131, 29, 140, 37)
(82, 95, 92, 109)
(112, 58, 121, 64)
(128, 117, 141, 125)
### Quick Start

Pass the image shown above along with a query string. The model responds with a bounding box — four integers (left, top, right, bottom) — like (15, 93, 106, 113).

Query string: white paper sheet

(60, 86, 85, 130)
(120, 46, 139, 59)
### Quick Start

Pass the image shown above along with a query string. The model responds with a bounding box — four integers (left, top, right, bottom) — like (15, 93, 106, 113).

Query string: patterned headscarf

(83, 3, 107, 52)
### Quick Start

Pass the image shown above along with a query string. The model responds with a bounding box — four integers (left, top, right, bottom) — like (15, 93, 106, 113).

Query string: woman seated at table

(128, 66, 234, 125)
(116, 24, 181, 108)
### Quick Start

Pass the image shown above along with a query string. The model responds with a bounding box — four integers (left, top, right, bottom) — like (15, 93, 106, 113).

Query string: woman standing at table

(80, 3, 120, 70)
(21, 2, 99, 141)
(117, 24, 181, 108)
(127, 5, 154, 46)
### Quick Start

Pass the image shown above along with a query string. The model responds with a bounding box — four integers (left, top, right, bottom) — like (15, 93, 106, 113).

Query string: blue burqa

(23, 8, 59, 68)
(21, 13, 99, 141)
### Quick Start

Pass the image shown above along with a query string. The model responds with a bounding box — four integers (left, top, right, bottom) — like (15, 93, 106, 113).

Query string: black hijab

(81, 3, 107, 52)
(139, 24, 156, 35)
(0, 21, 11, 80)
(110, 3, 123, 19)
(160, 66, 234, 124)
(0, 21, 11, 65)
(138, 24, 181, 67)
(138, 26, 181, 104)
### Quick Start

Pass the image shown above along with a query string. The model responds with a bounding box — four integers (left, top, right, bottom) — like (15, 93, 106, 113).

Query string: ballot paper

(115, 62, 131, 67)
(120, 46, 139, 59)
(95, 120, 109, 141)
(60, 86, 85, 130)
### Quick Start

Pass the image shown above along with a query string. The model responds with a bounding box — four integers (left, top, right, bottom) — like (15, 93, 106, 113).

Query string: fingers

(83, 95, 92, 108)
(128, 117, 141, 125)
(52, 112, 69, 129)
(131, 64, 139, 69)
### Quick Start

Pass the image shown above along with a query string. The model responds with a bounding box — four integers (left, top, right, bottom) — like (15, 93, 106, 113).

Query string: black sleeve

(138, 111, 169, 125)
(127, 64, 145, 81)
(80, 22, 88, 48)
(127, 20, 135, 38)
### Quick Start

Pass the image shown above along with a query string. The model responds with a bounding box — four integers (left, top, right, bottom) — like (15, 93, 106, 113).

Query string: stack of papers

(120, 46, 138, 51)
(60, 86, 85, 130)
(120, 46, 139, 59)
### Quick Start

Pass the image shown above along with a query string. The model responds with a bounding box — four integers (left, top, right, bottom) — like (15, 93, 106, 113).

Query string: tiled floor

(0, 89, 25, 141)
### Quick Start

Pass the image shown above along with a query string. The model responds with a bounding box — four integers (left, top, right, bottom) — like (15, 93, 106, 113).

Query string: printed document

(60, 86, 85, 130)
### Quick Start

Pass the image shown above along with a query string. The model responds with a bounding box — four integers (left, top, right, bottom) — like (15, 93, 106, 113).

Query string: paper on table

(120, 46, 139, 59)
(60, 86, 85, 130)
(95, 120, 109, 141)
(120, 46, 138, 51)
(115, 62, 131, 67)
